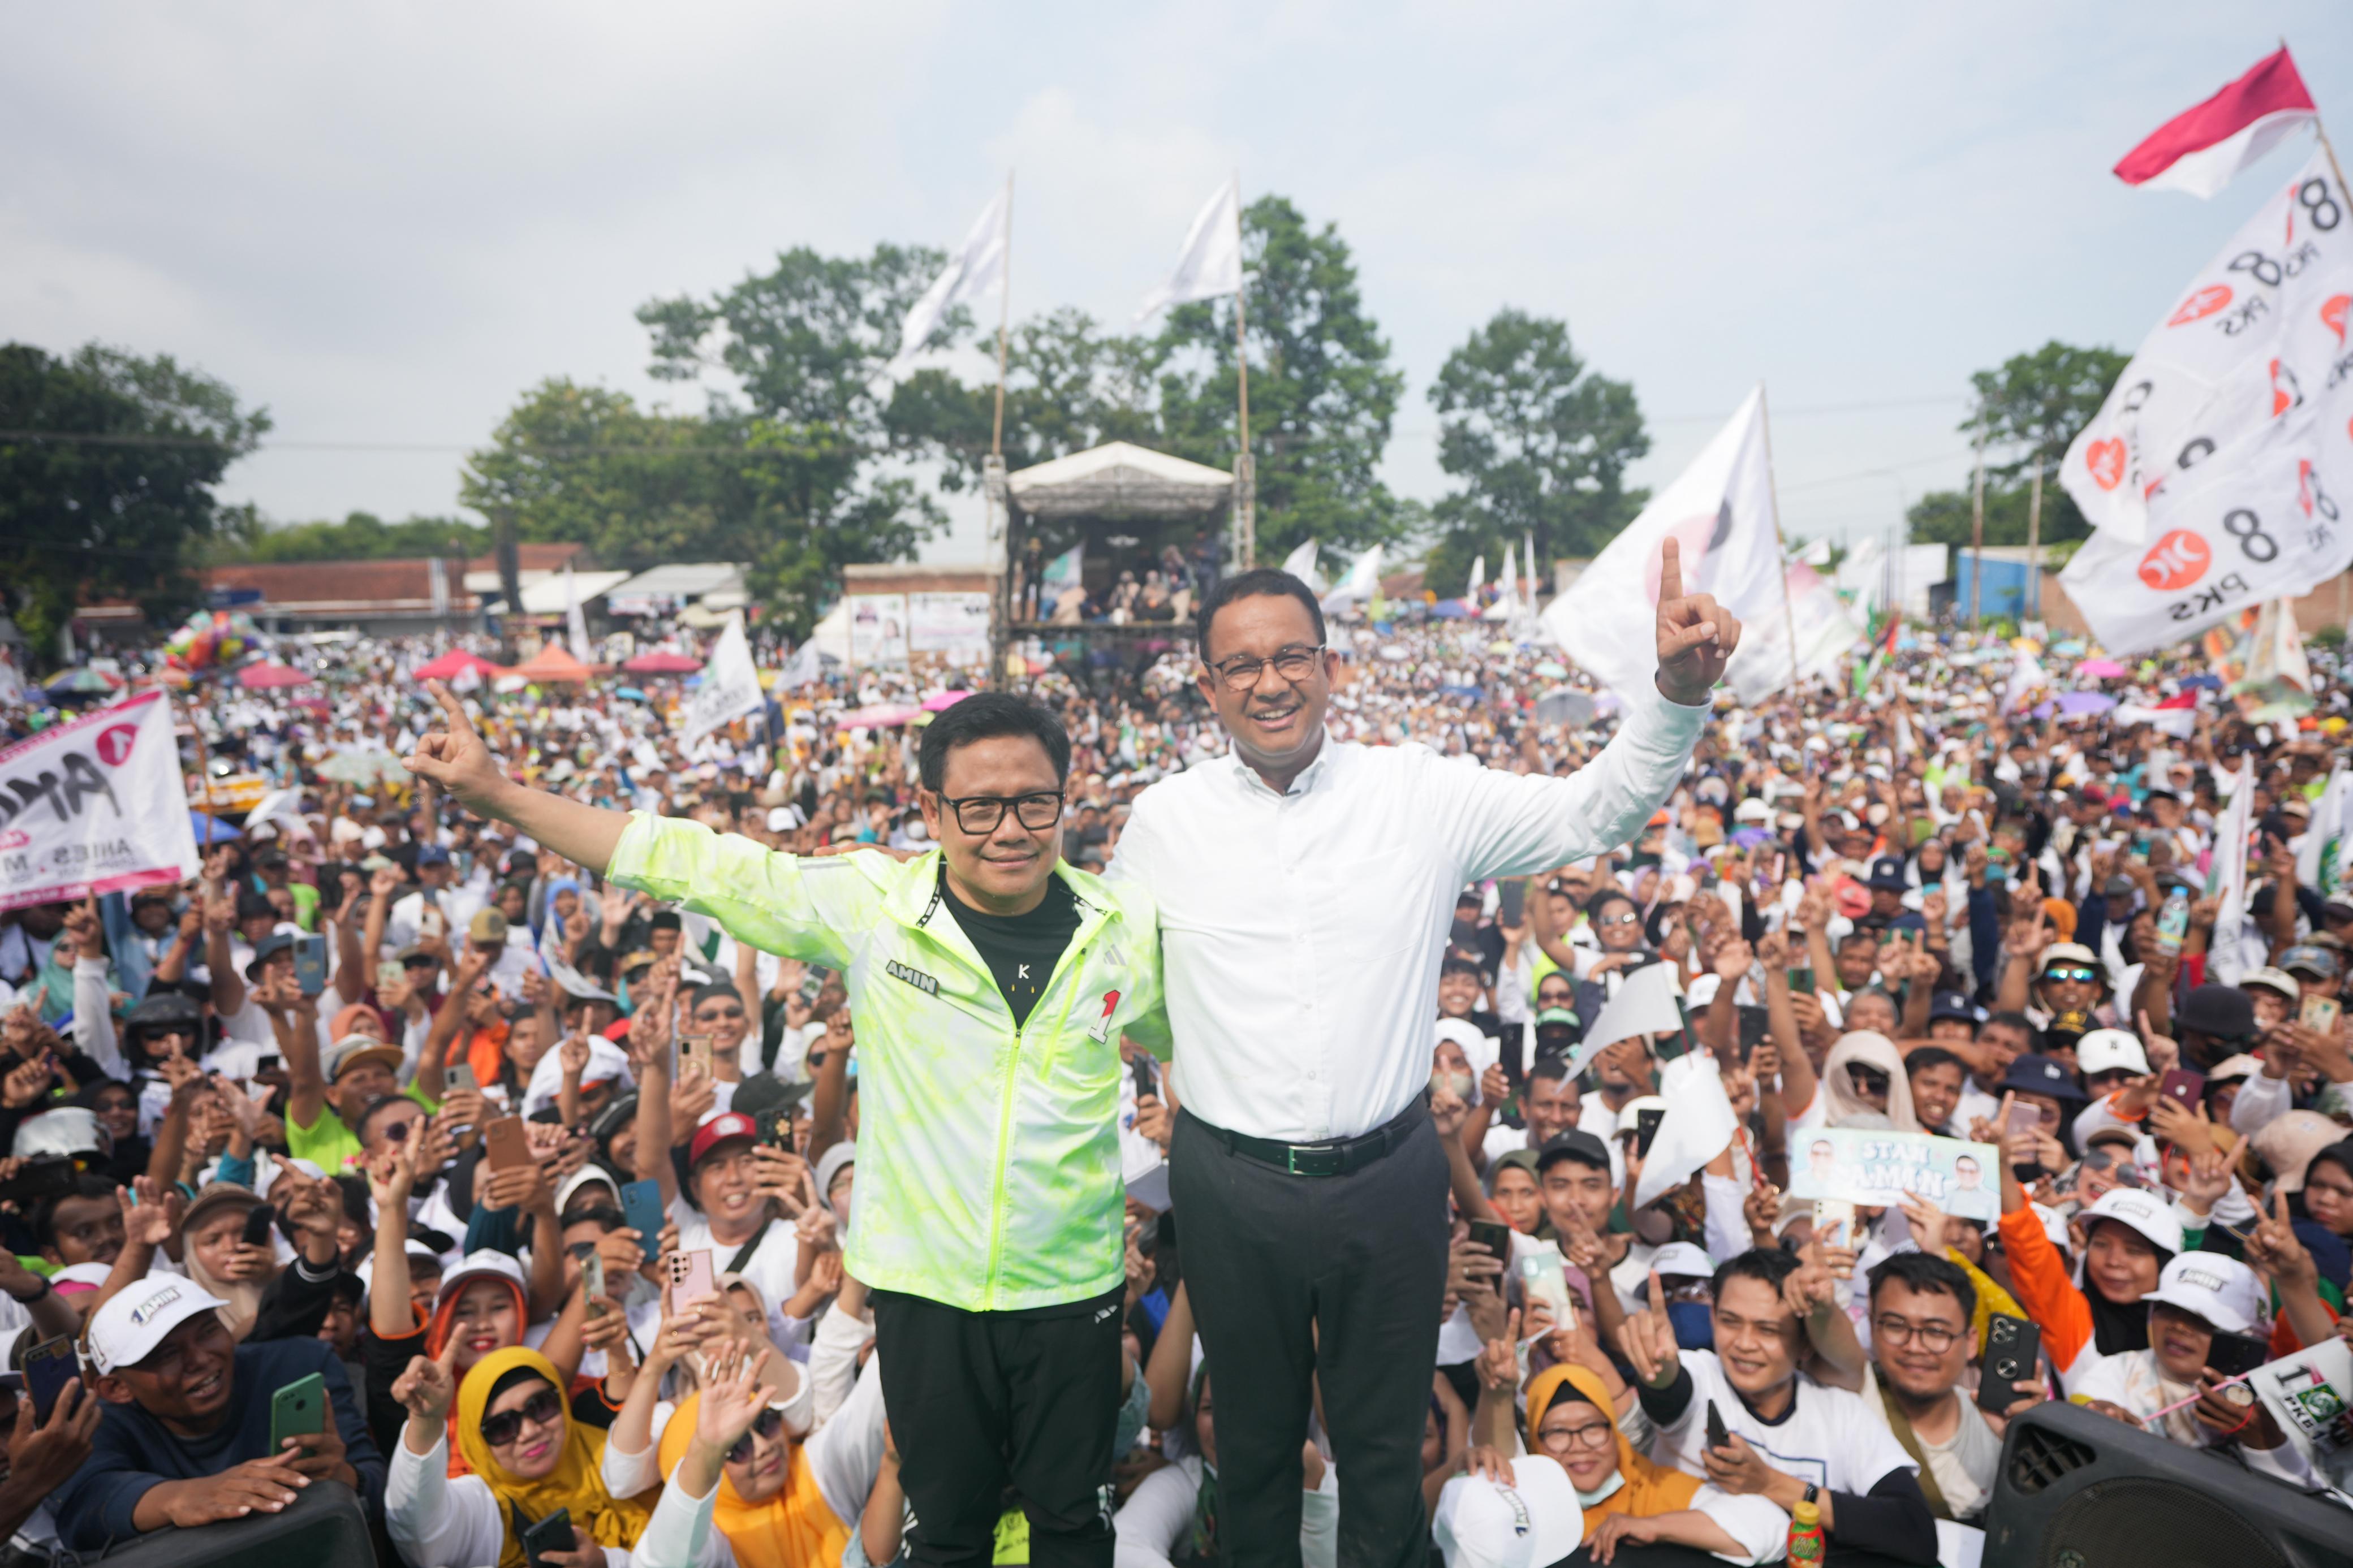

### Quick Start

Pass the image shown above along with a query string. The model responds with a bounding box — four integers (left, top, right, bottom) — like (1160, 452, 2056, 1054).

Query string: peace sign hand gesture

(1654, 537, 1742, 706)
(403, 680, 508, 817)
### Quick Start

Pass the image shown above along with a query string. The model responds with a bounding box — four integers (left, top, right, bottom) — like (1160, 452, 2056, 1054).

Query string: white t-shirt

(668, 1194, 800, 1339)
(1649, 1349, 1917, 1501)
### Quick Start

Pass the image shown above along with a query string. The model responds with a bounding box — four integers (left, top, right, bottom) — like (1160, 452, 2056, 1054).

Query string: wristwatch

(1802, 1483, 1820, 1506)
(6, 1278, 51, 1306)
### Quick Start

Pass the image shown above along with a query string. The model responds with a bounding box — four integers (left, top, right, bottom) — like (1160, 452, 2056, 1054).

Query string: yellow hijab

(454, 1346, 653, 1568)
(657, 1390, 850, 1568)
(1523, 1363, 1700, 1522)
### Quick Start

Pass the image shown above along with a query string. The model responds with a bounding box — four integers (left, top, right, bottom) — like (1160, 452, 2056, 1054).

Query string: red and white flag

(2114, 47, 2318, 198)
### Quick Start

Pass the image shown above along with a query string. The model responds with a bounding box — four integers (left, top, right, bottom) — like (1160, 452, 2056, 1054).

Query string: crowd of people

(0, 570, 2348, 1568)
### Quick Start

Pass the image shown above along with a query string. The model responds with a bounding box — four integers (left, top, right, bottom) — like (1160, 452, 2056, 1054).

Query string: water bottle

(2157, 885, 2191, 955)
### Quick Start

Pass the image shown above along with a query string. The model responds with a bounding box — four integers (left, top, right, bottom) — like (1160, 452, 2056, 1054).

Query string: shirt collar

(1225, 729, 1337, 798)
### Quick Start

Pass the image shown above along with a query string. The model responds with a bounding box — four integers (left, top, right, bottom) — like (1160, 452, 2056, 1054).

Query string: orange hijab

(1523, 1364, 1699, 1522)
(657, 1390, 850, 1568)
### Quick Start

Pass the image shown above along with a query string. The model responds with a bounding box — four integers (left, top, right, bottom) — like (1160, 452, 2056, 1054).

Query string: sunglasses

(2041, 966, 2098, 984)
(479, 1388, 564, 1448)
(726, 1406, 787, 1465)
(1596, 912, 1643, 928)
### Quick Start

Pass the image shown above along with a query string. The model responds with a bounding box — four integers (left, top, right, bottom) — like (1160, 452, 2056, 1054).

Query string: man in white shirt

(1109, 546, 1737, 1565)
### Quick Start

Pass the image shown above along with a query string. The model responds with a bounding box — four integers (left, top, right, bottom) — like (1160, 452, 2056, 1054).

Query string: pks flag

(2114, 47, 2319, 198)
(2059, 145, 2352, 546)
(0, 690, 201, 912)
(1135, 179, 1243, 322)
(2248, 1336, 2353, 1504)
(680, 614, 764, 744)
(1544, 388, 1782, 700)
(886, 190, 1009, 379)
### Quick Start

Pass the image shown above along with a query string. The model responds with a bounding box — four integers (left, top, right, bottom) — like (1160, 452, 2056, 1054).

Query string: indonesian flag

(2114, 47, 2318, 198)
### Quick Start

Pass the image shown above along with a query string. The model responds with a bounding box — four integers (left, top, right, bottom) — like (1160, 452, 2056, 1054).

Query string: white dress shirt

(1107, 693, 1706, 1142)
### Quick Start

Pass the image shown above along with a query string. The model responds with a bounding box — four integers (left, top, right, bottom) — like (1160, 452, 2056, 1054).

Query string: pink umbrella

(623, 650, 704, 675)
(413, 649, 500, 683)
(238, 663, 311, 689)
(837, 705, 920, 728)
(920, 690, 972, 712)
(2076, 656, 2128, 680)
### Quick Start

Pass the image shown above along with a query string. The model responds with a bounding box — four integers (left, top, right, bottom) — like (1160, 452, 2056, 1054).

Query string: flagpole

(1967, 414, 1988, 630)
(990, 171, 1013, 460)
(1759, 385, 1801, 698)
(1232, 170, 1255, 571)
(2024, 458, 2045, 622)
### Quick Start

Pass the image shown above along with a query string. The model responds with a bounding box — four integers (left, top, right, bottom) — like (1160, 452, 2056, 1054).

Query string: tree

(885, 308, 1162, 489)
(1425, 308, 1649, 596)
(0, 342, 268, 658)
(217, 511, 486, 563)
(1150, 196, 1406, 559)
(1908, 339, 2130, 558)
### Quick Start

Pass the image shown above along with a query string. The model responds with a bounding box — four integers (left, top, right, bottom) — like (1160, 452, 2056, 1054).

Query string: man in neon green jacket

(404, 683, 1164, 1568)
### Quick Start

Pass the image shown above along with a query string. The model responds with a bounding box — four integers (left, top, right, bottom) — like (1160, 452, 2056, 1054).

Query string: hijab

(657, 1390, 849, 1568)
(1822, 1030, 1920, 1131)
(455, 1346, 652, 1568)
(427, 1275, 529, 1476)
(1523, 1364, 1698, 1519)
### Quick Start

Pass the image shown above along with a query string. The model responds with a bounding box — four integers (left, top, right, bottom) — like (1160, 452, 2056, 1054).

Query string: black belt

(1184, 1094, 1425, 1178)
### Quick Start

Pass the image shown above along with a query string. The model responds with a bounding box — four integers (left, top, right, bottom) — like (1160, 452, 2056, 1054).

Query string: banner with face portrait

(1786, 1126, 2001, 1223)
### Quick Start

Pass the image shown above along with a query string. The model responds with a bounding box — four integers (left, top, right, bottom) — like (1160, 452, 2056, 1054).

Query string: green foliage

(0, 341, 268, 658)
(1905, 479, 2091, 550)
(885, 307, 1161, 488)
(1964, 339, 2130, 482)
(1424, 308, 1649, 596)
(219, 511, 486, 563)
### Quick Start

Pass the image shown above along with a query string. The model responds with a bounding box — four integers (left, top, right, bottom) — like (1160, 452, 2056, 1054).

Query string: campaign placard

(1786, 1126, 2001, 1223)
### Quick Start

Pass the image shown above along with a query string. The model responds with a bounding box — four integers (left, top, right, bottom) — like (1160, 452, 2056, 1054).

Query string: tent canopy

(413, 650, 500, 682)
(506, 643, 593, 683)
(1007, 441, 1235, 520)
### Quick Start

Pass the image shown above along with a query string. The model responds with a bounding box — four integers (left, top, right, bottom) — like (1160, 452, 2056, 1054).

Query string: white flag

(2299, 762, 2352, 897)
(1635, 1052, 1740, 1210)
(885, 189, 1009, 379)
(1484, 544, 1518, 621)
(2002, 647, 2049, 714)
(564, 564, 592, 664)
(1543, 388, 1782, 699)
(2061, 145, 2352, 546)
(1, 690, 199, 912)
(1279, 538, 1319, 585)
(1466, 554, 1486, 602)
(1135, 178, 1243, 323)
(1557, 962, 1688, 1082)
(1320, 544, 1383, 615)
(2208, 755, 2257, 983)
(2248, 1336, 2353, 1504)
(776, 638, 825, 692)
(680, 613, 764, 744)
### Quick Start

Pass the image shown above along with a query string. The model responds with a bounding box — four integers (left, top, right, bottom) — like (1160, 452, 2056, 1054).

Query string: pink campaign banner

(0, 690, 203, 913)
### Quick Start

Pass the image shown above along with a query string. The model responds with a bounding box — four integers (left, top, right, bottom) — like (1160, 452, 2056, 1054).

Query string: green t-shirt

(287, 1083, 437, 1172)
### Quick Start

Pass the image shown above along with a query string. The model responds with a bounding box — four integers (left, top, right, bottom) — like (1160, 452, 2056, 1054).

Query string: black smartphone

(753, 1107, 792, 1151)
(1705, 1399, 1731, 1452)
(1977, 1315, 2043, 1412)
(240, 1202, 278, 1248)
(1500, 1026, 1525, 1088)
(1497, 879, 1527, 928)
(1131, 1052, 1158, 1102)
(1635, 1106, 1666, 1159)
(1466, 1220, 1512, 1264)
(799, 964, 831, 1005)
(255, 1053, 282, 1076)
(23, 1336, 76, 1426)
(2206, 1331, 2270, 1380)
(520, 1507, 575, 1568)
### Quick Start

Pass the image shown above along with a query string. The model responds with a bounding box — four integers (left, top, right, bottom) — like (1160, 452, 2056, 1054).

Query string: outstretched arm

(404, 682, 632, 875)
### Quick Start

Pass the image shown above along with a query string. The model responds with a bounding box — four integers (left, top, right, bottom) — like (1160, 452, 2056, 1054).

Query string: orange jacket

(1996, 1206, 2097, 1383)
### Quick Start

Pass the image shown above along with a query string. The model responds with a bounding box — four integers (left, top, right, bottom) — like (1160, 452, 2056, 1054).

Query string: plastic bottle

(2156, 885, 2191, 954)
(1787, 1498, 1826, 1564)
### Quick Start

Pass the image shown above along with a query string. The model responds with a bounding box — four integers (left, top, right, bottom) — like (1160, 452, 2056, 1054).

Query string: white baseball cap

(2141, 1252, 2265, 1336)
(2080, 1187, 2183, 1256)
(2076, 1030, 2149, 1078)
(433, 1249, 529, 1311)
(1432, 1455, 1585, 1568)
(89, 1276, 229, 1375)
(1645, 1242, 1716, 1284)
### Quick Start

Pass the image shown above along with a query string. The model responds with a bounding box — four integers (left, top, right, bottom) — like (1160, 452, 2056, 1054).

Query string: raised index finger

(1658, 537, 1684, 606)
(425, 679, 476, 736)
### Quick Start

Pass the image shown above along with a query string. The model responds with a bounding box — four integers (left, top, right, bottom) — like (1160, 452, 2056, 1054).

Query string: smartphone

(1977, 1315, 2043, 1412)
(2302, 994, 2342, 1035)
(483, 1116, 532, 1172)
(520, 1507, 575, 1568)
(255, 1053, 281, 1077)
(1130, 1052, 1158, 1103)
(2206, 1331, 2271, 1380)
(1705, 1399, 1731, 1452)
(1813, 1200, 1855, 1247)
(448, 1061, 480, 1096)
(268, 1372, 327, 1454)
(753, 1107, 793, 1151)
(1500, 1027, 1525, 1087)
(2005, 1100, 2042, 1140)
(292, 934, 329, 997)
(240, 1202, 278, 1248)
(1785, 964, 1815, 997)
(1635, 1105, 1666, 1159)
(682, 1033, 714, 1078)
(2158, 1069, 2207, 1114)
(620, 1180, 666, 1264)
(581, 1250, 606, 1311)
(1497, 879, 1528, 928)
(421, 906, 445, 940)
(669, 1247, 717, 1307)
(1517, 1243, 1576, 1332)
(377, 961, 404, 992)
(22, 1336, 77, 1426)
(799, 964, 831, 1005)
(1467, 1220, 1514, 1264)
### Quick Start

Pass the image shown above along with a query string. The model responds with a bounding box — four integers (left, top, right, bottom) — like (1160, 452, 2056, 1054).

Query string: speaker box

(1983, 1398, 2353, 1568)
(83, 1477, 375, 1568)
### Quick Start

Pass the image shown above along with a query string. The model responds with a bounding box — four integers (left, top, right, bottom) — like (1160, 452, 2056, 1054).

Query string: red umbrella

(412, 649, 500, 683)
(238, 663, 311, 689)
(623, 650, 704, 674)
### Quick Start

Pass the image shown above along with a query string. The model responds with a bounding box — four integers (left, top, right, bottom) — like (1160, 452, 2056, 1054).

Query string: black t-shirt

(942, 874, 1083, 1029)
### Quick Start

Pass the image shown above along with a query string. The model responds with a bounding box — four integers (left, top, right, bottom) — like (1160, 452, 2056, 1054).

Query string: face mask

(1573, 1472, 1626, 1509)
(1666, 1300, 1715, 1351)
(903, 820, 928, 842)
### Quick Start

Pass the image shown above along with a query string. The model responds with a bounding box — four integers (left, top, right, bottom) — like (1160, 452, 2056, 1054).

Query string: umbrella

(1429, 599, 1473, 620)
(1533, 662, 1568, 679)
(614, 686, 648, 702)
(837, 705, 919, 728)
(189, 810, 241, 844)
(2056, 691, 2119, 717)
(44, 668, 121, 697)
(238, 663, 311, 689)
(623, 650, 704, 675)
(921, 690, 972, 712)
(506, 644, 592, 684)
(2075, 657, 2128, 680)
(2180, 673, 2225, 692)
(412, 649, 500, 683)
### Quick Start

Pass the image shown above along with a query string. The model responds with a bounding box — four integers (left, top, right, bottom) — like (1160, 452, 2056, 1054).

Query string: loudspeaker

(1983, 1398, 2353, 1568)
(83, 1478, 375, 1568)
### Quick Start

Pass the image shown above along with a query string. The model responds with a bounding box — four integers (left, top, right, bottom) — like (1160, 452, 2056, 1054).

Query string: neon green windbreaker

(606, 813, 1167, 1312)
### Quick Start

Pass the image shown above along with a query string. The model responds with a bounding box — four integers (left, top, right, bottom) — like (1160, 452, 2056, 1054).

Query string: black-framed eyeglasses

(1206, 643, 1326, 692)
(1871, 1315, 1962, 1354)
(726, 1406, 788, 1465)
(478, 1388, 564, 1447)
(937, 792, 1065, 834)
(1536, 1419, 1617, 1452)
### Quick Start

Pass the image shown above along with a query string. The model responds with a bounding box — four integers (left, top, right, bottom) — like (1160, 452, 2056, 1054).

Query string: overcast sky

(5, 2, 2346, 563)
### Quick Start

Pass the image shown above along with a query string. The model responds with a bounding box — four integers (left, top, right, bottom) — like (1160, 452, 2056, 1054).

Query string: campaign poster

(1787, 1126, 2001, 1223)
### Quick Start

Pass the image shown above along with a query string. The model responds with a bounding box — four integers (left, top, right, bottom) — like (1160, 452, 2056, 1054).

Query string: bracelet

(5, 1278, 51, 1306)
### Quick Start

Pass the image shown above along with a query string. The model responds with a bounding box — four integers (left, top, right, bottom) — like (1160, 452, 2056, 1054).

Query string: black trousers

(872, 1285, 1126, 1568)
(1169, 1108, 1451, 1568)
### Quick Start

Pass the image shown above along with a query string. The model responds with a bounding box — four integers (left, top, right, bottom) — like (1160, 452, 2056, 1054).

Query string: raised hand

(402, 682, 508, 815)
(393, 1338, 459, 1424)
(1653, 537, 1741, 705)
(1615, 1268, 1681, 1390)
